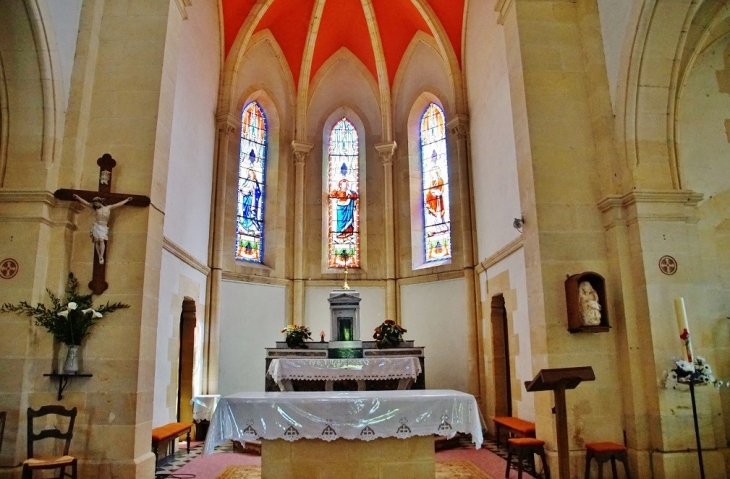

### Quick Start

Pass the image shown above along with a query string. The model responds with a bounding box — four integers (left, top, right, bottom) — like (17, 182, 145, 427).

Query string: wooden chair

(22, 405, 78, 479)
(505, 437, 551, 479)
(584, 442, 630, 479)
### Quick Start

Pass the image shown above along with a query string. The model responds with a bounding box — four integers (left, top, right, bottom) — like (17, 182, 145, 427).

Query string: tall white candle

(674, 297, 694, 362)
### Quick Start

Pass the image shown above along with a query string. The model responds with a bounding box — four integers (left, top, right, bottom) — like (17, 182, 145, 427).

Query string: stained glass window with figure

(236, 102, 267, 263)
(327, 118, 360, 268)
(420, 103, 452, 263)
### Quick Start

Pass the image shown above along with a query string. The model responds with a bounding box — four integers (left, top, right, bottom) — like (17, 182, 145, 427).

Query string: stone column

(204, 114, 239, 394)
(447, 116, 480, 399)
(375, 141, 398, 321)
(291, 141, 313, 326)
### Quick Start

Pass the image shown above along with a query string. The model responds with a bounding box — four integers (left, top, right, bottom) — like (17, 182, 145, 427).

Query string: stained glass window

(327, 118, 360, 268)
(420, 103, 452, 263)
(235, 102, 267, 263)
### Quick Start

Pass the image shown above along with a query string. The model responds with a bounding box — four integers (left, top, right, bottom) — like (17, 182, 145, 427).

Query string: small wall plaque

(658, 255, 677, 275)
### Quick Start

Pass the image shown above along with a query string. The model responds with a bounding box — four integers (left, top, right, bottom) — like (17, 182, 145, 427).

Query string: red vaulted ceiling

(221, 0, 465, 87)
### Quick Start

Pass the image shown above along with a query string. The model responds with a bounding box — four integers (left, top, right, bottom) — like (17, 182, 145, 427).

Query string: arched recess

(406, 92, 453, 269)
(320, 107, 369, 273)
(227, 88, 284, 273)
(0, 0, 60, 187)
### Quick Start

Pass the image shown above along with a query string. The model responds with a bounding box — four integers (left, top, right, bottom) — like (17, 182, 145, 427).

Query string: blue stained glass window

(420, 103, 452, 263)
(327, 118, 360, 268)
(236, 102, 267, 263)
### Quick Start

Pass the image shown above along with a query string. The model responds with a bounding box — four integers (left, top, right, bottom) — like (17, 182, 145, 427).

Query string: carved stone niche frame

(565, 272, 610, 333)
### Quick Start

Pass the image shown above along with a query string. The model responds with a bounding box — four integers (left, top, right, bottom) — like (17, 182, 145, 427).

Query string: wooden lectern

(525, 366, 595, 479)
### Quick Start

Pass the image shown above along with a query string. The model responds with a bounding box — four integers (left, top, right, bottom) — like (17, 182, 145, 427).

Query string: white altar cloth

(191, 394, 220, 421)
(268, 357, 421, 382)
(203, 389, 483, 454)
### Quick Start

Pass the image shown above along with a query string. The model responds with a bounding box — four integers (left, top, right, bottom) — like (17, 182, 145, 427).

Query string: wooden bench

(492, 416, 536, 448)
(152, 422, 193, 462)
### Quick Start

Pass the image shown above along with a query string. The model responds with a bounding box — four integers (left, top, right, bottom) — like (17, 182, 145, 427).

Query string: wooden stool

(584, 442, 630, 479)
(505, 437, 551, 479)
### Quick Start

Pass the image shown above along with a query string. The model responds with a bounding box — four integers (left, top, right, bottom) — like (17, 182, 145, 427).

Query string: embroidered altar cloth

(267, 357, 422, 382)
(203, 389, 483, 453)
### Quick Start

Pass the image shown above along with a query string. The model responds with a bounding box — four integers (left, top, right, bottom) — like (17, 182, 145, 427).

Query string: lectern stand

(524, 366, 595, 479)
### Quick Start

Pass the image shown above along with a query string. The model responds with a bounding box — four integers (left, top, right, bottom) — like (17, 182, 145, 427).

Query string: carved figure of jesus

(73, 194, 132, 264)
(578, 281, 602, 326)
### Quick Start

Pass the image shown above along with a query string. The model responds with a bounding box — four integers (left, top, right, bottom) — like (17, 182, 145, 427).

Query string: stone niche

(565, 272, 609, 333)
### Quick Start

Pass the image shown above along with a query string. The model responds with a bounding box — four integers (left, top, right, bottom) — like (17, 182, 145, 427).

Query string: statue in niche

(578, 281, 602, 326)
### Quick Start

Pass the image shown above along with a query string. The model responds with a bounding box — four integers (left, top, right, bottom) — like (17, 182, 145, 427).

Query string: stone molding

(447, 115, 469, 139)
(396, 269, 463, 286)
(163, 237, 210, 275)
(495, 0, 514, 25)
(216, 113, 239, 135)
(598, 189, 704, 228)
(174, 0, 192, 20)
(222, 271, 289, 287)
(375, 141, 397, 164)
(291, 141, 314, 163)
(475, 235, 523, 274)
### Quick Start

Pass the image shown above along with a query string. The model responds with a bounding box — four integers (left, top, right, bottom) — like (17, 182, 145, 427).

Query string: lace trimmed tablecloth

(203, 390, 483, 454)
(267, 357, 422, 383)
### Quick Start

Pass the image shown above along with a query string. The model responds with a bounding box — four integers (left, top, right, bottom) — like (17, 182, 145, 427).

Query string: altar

(204, 390, 483, 478)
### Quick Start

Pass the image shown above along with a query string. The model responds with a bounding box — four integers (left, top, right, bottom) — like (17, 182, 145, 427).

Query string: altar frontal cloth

(203, 389, 483, 453)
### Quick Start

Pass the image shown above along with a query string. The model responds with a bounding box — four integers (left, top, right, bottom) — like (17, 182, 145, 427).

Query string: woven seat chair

(22, 405, 78, 479)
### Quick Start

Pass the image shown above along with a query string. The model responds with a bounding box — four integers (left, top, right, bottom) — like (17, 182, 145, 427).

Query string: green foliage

(281, 324, 312, 348)
(373, 319, 407, 348)
(1, 273, 129, 345)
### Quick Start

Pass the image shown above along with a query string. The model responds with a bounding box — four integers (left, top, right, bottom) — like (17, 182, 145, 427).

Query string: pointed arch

(235, 101, 268, 263)
(309, 47, 380, 106)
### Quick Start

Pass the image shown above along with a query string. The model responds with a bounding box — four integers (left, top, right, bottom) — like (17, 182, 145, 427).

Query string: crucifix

(54, 153, 150, 295)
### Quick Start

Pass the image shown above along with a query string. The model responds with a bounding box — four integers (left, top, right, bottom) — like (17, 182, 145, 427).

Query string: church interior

(1, 0, 729, 477)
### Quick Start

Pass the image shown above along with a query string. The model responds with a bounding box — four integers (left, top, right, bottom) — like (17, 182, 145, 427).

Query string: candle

(674, 297, 694, 362)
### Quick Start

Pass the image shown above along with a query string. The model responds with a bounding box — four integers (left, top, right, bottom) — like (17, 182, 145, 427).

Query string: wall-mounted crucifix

(54, 153, 150, 294)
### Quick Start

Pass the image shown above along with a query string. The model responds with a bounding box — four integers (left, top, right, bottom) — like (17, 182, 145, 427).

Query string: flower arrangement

(373, 319, 407, 349)
(1, 273, 129, 346)
(664, 356, 725, 390)
(281, 324, 312, 348)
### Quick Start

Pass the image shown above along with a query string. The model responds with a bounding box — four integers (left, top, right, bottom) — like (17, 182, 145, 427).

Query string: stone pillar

(375, 141, 398, 321)
(447, 116, 480, 399)
(205, 114, 239, 394)
(291, 141, 313, 326)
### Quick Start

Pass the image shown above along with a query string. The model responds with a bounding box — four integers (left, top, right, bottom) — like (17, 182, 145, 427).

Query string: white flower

(57, 310, 69, 318)
(67, 302, 78, 310)
(82, 308, 103, 318)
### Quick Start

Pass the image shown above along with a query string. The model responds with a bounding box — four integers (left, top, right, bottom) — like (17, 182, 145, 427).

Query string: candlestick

(674, 297, 695, 363)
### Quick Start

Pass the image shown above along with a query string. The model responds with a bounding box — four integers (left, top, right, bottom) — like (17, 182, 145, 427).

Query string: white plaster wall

(307, 54, 381, 140)
(164, 0, 219, 261)
(400, 279, 468, 391)
(482, 250, 534, 421)
(597, 0, 636, 111)
(45, 0, 82, 112)
(304, 286, 386, 340)
(464, 0, 522, 262)
(153, 250, 208, 427)
(393, 37, 454, 124)
(218, 280, 287, 396)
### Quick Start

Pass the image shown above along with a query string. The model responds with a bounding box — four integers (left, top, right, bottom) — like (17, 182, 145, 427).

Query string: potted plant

(373, 319, 407, 349)
(1, 273, 129, 372)
(281, 324, 312, 349)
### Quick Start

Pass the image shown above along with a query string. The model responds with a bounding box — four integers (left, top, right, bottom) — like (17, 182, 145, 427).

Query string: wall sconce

(513, 217, 524, 233)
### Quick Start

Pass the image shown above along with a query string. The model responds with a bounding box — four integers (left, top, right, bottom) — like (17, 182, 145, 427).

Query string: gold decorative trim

(475, 236, 523, 274)
(163, 238, 210, 275)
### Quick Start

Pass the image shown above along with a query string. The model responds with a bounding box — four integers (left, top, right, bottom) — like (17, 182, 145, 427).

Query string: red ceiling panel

(254, 0, 316, 84)
(309, 0, 377, 83)
(427, 0, 465, 66)
(222, 0, 258, 56)
(372, 0, 430, 86)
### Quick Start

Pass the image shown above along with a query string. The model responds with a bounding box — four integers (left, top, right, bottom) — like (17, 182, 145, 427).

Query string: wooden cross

(54, 153, 150, 295)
